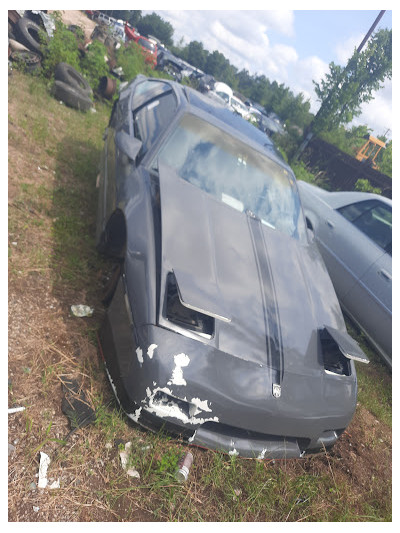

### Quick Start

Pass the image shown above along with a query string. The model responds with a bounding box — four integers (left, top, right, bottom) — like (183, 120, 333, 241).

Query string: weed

(41, 13, 82, 78)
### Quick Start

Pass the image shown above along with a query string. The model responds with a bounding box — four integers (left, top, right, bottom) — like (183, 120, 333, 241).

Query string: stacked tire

(53, 63, 93, 112)
(10, 17, 44, 72)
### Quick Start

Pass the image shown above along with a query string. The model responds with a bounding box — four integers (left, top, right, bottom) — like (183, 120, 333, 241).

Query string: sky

(143, 7, 393, 139)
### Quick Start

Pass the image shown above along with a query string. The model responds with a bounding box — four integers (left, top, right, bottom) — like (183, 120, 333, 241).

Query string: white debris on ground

(70, 304, 94, 317)
(119, 442, 140, 479)
(38, 452, 51, 488)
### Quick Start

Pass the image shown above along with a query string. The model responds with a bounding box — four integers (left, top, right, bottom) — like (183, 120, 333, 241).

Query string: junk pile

(8, 10, 118, 110)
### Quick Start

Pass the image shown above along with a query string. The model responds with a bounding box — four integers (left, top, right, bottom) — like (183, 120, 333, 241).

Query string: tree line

(101, 10, 391, 176)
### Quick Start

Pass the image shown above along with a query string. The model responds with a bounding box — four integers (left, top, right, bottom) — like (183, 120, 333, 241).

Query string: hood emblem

(272, 384, 281, 398)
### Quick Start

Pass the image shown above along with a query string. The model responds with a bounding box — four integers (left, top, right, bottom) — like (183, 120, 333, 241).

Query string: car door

(312, 200, 384, 302)
(340, 201, 392, 361)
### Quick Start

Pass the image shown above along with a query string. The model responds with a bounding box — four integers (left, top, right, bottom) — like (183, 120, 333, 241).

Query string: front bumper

(98, 278, 355, 458)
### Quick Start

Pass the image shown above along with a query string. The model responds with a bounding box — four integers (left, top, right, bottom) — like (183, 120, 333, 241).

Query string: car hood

(158, 163, 347, 376)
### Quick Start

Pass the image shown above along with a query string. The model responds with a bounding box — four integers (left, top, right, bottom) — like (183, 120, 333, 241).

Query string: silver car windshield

(156, 113, 306, 241)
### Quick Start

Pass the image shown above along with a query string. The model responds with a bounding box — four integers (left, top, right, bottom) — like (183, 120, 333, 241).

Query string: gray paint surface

(96, 76, 368, 457)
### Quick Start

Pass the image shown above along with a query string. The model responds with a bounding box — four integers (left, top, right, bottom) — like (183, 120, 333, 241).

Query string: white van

(212, 81, 233, 106)
(98, 12, 115, 26)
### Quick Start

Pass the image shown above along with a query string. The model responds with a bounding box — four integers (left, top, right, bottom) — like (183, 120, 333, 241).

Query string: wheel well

(101, 209, 127, 258)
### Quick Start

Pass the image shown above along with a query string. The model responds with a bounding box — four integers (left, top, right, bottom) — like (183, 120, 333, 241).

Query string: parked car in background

(96, 75, 368, 459)
(230, 95, 250, 120)
(298, 181, 392, 367)
(125, 26, 157, 68)
(268, 112, 286, 135)
(157, 49, 193, 80)
(211, 81, 233, 107)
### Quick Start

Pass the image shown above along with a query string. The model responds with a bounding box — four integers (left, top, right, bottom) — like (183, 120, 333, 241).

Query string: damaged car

(96, 75, 368, 459)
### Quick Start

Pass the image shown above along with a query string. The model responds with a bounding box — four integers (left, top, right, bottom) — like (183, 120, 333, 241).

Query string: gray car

(298, 181, 392, 367)
(96, 75, 368, 459)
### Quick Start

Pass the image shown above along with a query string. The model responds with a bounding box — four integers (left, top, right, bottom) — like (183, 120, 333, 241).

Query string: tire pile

(8, 15, 44, 74)
(53, 63, 93, 112)
(8, 11, 94, 112)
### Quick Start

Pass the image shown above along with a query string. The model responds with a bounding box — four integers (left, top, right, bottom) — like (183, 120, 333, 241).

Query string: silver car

(298, 181, 392, 367)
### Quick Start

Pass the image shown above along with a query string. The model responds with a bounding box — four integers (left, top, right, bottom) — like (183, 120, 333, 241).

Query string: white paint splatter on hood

(147, 344, 157, 359)
(168, 353, 190, 386)
(144, 386, 219, 425)
(136, 347, 143, 364)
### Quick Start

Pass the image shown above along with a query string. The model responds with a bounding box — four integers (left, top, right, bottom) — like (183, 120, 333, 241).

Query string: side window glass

(338, 199, 376, 222)
(133, 92, 177, 157)
(339, 201, 392, 251)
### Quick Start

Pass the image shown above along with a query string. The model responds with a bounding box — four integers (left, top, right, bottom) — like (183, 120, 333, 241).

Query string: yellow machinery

(356, 135, 386, 169)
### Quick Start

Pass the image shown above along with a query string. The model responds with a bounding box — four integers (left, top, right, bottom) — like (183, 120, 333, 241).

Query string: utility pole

(293, 10, 386, 161)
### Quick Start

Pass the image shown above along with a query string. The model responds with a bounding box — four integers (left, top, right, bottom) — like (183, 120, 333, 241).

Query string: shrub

(290, 160, 317, 184)
(80, 40, 109, 92)
(41, 13, 82, 78)
(354, 178, 382, 194)
(115, 41, 153, 81)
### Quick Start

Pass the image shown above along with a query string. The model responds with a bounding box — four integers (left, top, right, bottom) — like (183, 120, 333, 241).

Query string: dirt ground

(49, 10, 97, 41)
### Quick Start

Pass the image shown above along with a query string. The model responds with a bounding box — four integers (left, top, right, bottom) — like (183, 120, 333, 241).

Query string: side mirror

(115, 130, 142, 162)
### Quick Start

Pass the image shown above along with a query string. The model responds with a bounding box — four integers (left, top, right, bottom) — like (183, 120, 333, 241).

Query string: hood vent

(320, 325, 369, 376)
(165, 272, 214, 337)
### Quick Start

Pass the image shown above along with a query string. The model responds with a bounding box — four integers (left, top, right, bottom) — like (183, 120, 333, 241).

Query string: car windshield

(139, 38, 155, 52)
(155, 114, 306, 241)
(216, 91, 230, 103)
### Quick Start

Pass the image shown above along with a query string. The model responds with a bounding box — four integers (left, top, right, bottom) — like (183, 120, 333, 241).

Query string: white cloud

(288, 55, 329, 112)
(335, 32, 364, 64)
(146, 10, 391, 136)
(352, 81, 392, 138)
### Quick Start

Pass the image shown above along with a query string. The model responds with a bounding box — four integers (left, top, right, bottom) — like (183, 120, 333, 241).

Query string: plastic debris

(70, 304, 94, 317)
(33, 506, 40, 513)
(119, 442, 140, 478)
(61, 376, 96, 430)
(8, 406, 25, 414)
(8, 443, 16, 456)
(38, 452, 51, 488)
(175, 452, 193, 482)
(49, 479, 60, 489)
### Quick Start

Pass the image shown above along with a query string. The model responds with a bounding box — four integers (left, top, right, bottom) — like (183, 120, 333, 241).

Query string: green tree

(186, 41, 208, 72)
(136, 12, 174, 47)
(312, 29, 392, 134)
(376, 139, 392, 177)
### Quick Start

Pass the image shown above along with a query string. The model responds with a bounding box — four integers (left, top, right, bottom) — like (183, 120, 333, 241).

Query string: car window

(154, 113, 306, 241)
(133, 92, 177, 157)
(338, 200, 392, 252)
(138, 38, 155, 52)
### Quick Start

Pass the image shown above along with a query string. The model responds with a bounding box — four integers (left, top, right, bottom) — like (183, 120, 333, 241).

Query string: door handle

(325, 220, 335, 229)
(378, 269, 392, 281)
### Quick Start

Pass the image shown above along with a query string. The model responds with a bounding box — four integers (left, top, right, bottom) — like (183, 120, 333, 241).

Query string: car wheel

(53, 80, 93, 112)
(10, 50, 41, 73)
(15, 17, 46, 55)
(54, 63, 93, 97)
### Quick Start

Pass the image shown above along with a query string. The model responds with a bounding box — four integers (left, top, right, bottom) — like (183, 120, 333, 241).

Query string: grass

(8, 70, 392, 522)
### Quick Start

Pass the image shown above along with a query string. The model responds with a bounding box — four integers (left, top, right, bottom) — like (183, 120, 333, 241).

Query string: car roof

(297, 180, 392, 209)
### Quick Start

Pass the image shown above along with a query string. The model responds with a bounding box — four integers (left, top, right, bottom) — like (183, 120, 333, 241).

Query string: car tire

(15, 17, 45, 55)
(54, 63, 93, 97)
(10, 50, 42, 73)
(53, 80, 93, 112)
